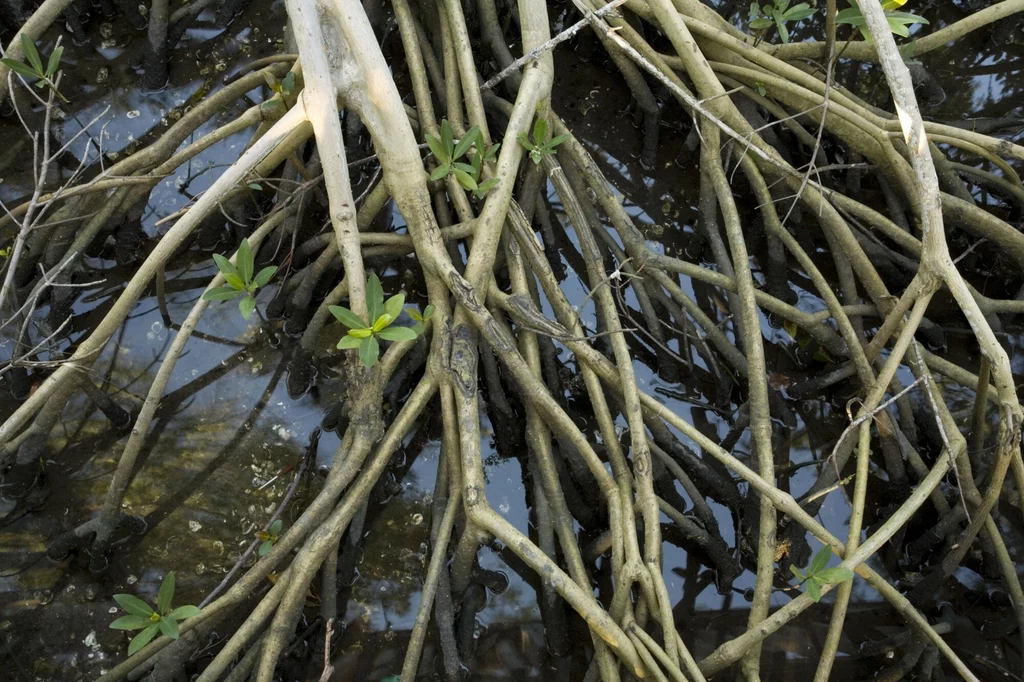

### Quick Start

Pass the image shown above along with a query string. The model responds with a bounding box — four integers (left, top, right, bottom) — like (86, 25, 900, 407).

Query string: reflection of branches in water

(140, 355, 288, 534)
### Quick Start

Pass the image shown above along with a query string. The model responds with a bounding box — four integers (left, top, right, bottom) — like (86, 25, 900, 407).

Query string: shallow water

(1, 1, 1023, 680)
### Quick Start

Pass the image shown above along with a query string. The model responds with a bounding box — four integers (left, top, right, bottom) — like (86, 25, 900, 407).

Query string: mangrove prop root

(1, 1, 1022, 681)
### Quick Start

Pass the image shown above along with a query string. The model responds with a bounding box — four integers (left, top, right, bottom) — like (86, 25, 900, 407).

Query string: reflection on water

(1, 1, 1023, 680)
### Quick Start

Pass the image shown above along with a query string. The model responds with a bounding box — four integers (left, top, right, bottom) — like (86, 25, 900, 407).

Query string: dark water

(0, 1, 1023, 680)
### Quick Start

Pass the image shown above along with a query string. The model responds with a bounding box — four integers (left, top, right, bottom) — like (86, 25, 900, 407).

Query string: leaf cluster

(202, 238, 277, 320)
(790, 545, 855, 602)
(329, 273, 431, 368)
(836, 0, 928, 45)
(255, 518, 283, 557)
(748, 0, 815, 44)
(1, 34, 66, 101)
(261, 71, 296, 109)
(517, 117, 569, 166)
(109, 572, 202, 655)
(426, 120, 500, 198)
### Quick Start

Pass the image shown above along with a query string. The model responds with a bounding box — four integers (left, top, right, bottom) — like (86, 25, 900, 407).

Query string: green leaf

(239, 295, 256, 320)
(247, 182, 263, 191)
(280, 71, 295, 94)
(20, 33, 43, 76)
(157, 572, 175, 615)
(546, 134, 570, 150)
(212, 253, 240, 279)
(203, 286, 243, 301)
(269, 519, 283, 535)
(816, 567, 855, 584)
(805, 577, 822, 602)
(533, 116, 548, 144)
(45, 45, 63, 78)
(158, 616, 180, 640)
(349, 327, 373, 339)
(886, 11, 928, 25)
(789, 564, 804, 581)
(440, 119, 454, 157)
(407, 308, 423, 323)
(223, 273, 246, 291)
(337, 334, 363, 349)
(530, 149, 544, 166)
(784, 3, 814, 20)
(429, 164, 451, 181)
(485, 143, 500, 161)
(810, 545, 832, 575)
(366, 273, 384, 325)
(109, 615, 154, 631)
(359, 335, 380, 368)
(127, 624, 160, 656)
(384, 293, 405, 321)
(835, 7, 864, 25)
(749, 17, 773, 28)
(888, 18, 911, 37)
(776, 15, 791, 43)
(453, 162, 477, 176)
(425, 134, 448, 165)
(454, 169, 478, 191)
(1, 58, 40, 79)
(258, 539, 273, 556)
(517, 132, 536, 151)
(749, 1, 760, 19)
(371, 314, 393, 333)
(252, 266, 277, 289)
(378, 326, 419, 342)
(167, 605, 201, 621)
(329, 305, 367, 330)
(114, 594, 155, 618)
(453, 125, 480, 160)
(237, 239, 254, 284)
(474, 178, 499, 198)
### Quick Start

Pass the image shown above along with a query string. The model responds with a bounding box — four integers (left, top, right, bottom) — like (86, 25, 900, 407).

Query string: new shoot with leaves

(262, 71, 296, 109)
(202, 238, 277, 320)
(790, 544, 855, 602)
(517, 116, 569, 165)
(109, 572, 201, 655)
(256, 519, 283, 557)
(1, 34, 67, 101)
(425, 120, 500, 198)
(748, 0, 815, 44)
(836, 0, 928, 47)
(329, 273, 430, 368)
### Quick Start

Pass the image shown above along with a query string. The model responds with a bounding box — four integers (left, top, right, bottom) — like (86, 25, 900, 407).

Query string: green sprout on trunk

(517, 116, 569, 165)
(1, 34, 67, 101)
(203, 238, 278, 320)
(749, 0, 815, 44)
(329, 273, 429, 368)
(426, 120, 500, 198)
(790, 544, 855, 602)
(256, 518, 283, 557)
(261, 71, 295, 109)
(110, 572, 201, 655)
